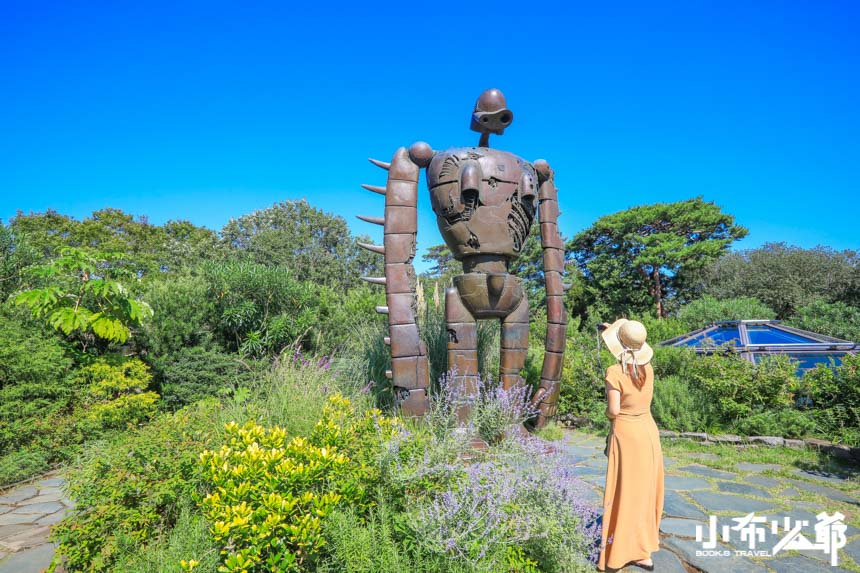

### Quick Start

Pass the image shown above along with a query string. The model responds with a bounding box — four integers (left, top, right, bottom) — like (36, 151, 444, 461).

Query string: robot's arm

(529, 159, 568, 428)
(358, 143, 435, 417)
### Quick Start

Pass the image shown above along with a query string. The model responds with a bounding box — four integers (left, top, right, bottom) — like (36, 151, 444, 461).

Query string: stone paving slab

(678, 464, 738, 480)
(664, 475, 711, 491)
(662, 536, 769, 572)
(0, 514, 35, 526)
(745, 475, 782, 489)
(0, 487, 37, 505)
(660, 517, 706, 538)
(766, 555, 843, 573)
(663, 490, 707, 519)
(844, 537, 860, 564)
(791, 468, 857, 485)
(1, 525, 52, 552)
(36, 511, 67, 527)
(10, 501, 65, 515)
(571, 466, 604, 477)
(649, 548, 688, 573)
(582, 474, 606, 487)
(0, 543, 55, 573)
(715, 480, 769, 497)
(0, 525, 29, 540)
(564, 429, 860, 572)
(786, 509, 860, 537)
(35, 478, 63, 488)
(0, 472, 71, 573)
(687, 491, 777, 513)
(579, 456, 607, 469)
(784, 478, 858, 505)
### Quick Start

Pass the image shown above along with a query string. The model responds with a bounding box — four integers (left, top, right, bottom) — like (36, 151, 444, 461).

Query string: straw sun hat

(600, 318, 653, 367)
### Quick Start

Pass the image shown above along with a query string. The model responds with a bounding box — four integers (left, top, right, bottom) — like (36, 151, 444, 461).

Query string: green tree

(138, 273, 215, 357)
(220, 199, 382, 289)
(569, 197, 747, 318)
(10, 209, 220, 278)
(677, 296, 777, 330)
(421, 243, 461, 280)
(204, 261, 330, 356)
(0, 221, 39, 301)
(698, 243, 858, 318)
(14, 247, 153, 348)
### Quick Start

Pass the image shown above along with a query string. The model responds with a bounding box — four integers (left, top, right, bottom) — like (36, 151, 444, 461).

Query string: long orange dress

(598, 362, 664, 571)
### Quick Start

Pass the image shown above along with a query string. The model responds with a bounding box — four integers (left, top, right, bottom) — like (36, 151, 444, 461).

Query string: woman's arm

(605, 380, 621, 419)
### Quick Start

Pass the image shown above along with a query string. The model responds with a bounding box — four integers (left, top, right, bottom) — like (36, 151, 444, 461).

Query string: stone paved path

(0, 472, 71, 573)
(562, 430, 860, 572)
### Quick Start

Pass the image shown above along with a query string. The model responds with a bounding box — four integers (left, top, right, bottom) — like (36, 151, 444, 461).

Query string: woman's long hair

(625, 363, 647, 390)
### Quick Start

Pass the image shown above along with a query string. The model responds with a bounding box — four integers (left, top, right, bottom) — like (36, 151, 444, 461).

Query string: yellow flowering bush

(199, 394, 403, 572)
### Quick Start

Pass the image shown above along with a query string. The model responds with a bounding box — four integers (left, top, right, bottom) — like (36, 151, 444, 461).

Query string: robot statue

(357, 89, 568, 429)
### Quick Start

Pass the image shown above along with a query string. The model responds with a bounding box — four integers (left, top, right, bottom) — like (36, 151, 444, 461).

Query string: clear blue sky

(2, 1, 858, 272)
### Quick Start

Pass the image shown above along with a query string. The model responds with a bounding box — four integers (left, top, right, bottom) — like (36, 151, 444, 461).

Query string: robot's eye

(481, 116, 489, 123)
(500, 113, 511, 124)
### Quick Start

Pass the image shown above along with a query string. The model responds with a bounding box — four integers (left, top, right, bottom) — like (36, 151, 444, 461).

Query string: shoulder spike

(369, 158, 391, 170)
(375, 306, 389, 315)
(358, 242, 385, 255)
(361, 276, 386, 285)
(362, 184, 386, 195)
(356, 214, 384, 225)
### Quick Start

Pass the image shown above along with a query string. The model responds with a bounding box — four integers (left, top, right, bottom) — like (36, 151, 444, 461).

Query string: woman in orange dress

(597, 319, 664, 571)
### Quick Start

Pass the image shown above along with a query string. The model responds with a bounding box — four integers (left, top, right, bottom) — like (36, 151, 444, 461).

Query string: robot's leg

(445, 286, 478, 422)
(500, 296, 529, 391)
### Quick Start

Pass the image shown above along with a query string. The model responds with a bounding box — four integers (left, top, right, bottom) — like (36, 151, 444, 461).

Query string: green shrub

(320, 504, 417, 573)
(651, 374, 718, 433)
(0, 447, 51, 486)
(687, 353, 797, 424)
(787, 299, 860, 342)
(203, 261, 333, 356)
(801, 354, 860, 445)
(75, 356, 159, 433)
(111, 503, 220, 573)
(650, 345, 700, 379)
(631, 313, 688, 345)
(535, 421, 565, 442)
(735, 409, 817, 438)
(139, 273, 215, 357)
(52, 399, 222, 572)
(677, 295, 776, 330)
(153, 346, 259, 409)
(0, 305, 77, 484)
(199, 395, 403, 572)
(556, 330, 610, 418)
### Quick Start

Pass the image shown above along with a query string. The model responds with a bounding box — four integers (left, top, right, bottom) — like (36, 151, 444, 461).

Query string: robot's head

(470, 88, 514, 136)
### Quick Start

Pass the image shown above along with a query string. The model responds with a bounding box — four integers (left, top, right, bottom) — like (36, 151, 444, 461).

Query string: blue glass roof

(681, 325, 741, 347)
(660, 320, 858, 375)
(746, 325, 817, 344)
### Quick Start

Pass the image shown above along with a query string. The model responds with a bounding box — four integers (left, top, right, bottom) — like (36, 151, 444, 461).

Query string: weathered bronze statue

(358, 89, 567, 429)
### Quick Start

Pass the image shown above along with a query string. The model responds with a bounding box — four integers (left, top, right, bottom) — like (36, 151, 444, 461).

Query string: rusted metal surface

(358, 89, 568, 429)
